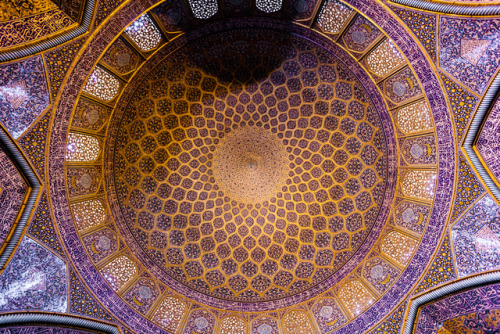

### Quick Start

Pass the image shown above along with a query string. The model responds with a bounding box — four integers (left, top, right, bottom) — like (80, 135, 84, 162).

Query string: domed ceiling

(3, 0, 500, 333)
(106, 25, 396, 308)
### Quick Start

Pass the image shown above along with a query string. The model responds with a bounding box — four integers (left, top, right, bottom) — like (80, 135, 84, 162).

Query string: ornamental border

(0, 0, 96, 63)
(403, 270, 500, 334)
(0, 124, 40, 270)
(0, 312, 120, 333)
(390, 0, 500, 16)
(463, 71, 500, 204)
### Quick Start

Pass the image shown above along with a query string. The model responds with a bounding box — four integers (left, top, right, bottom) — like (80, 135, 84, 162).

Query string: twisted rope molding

(463, 72, 500, 204)
(403, 270, 500, 334)
(0, 125, 40, 270)
(0, 313, 119, 333)
(390, 0, 500, 15)
(0, 0, 96, 63)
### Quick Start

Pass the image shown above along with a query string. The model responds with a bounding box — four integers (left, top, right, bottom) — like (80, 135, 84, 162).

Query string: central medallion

(213, 126, 289, 204)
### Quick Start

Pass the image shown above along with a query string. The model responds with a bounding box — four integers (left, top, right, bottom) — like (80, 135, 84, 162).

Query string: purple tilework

(0, 237, 67, 313)
(414, 282, 500, 334)
(0, 145, 28, 249)
(0, 56, 49, 139)
(182, 309, 216, 334)
(251, 315, 279, 334)
(477, 97, 500, 185)
(0, 148, 28, 247)
(45, 0, 454, 332)
(311, 298, 348, 333)
(342, 15, 382, 54)
(104, 20, 398, 311)
(391, 7, 437, 63)
(452, 195, 500, 278)
(0, 327, 96, 334)
(326, 0, 455, 332)
(49, 0, 184, 332)
(440, 16, 500, 95)
(108, 26, 394, 305)
(28, 192, 66, 258)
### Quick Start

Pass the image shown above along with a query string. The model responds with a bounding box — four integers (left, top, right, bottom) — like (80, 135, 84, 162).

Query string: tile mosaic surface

(108, 26, 394, 306)
(414, 232, 456, 294)
(0, 327, 97, 334)
(101, 38, 141, 75)
(452, 195, 500, 278)
(477, 97, 500, 186)
(44, 0, 454, 332)
(414, 282, 500, 333)
(0, 7, 74, 49)
(151, 0, 192, 32)
(370, 303, 406, 334)
(28, 192, 66, 258)
(440, 17, 500, 95)
(0, 236, 67, 313)
(44, 37, 86, 99)
(342, 14, 382, 54)
(384, 67, 422, 105)
(439, 72, 479, 142)
(69, 268, 115, 322)
(182, 308, 217, 334)
(287, 0, 319, 22)
(311, 298, 348, 333)
(0, 145, 27, 249)
(18, 111, 50, 180)
(0, 56, 50, 139)
(392, 7, 437, 63)
(93, 0, 125, 28)
(450, 153, 484, 224)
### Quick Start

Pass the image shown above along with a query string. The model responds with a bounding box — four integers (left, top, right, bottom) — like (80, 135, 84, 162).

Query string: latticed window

(125, 14, 162, 51)
(66, 132, 100, 162)
(83, 67, 120, 102)
(101, 255, 137, 291)
(219, 316, 246, 334)
(397, 100, 433, 134)
(317, 0, 353, 34)
(338, 280, 375, 317)
(367, 39, 405, 77)
(256, 0, 282, 13)
(151, 297, 187, 332)
(187, 0, 218, 19)
(282, 310, 315, 334)
(71, 199, 106, 232)
(401, 170, 436, 200)
(381, 230, 418, 266)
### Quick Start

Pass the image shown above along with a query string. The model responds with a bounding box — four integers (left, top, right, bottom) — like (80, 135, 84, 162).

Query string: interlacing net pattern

(396, 100, 433, 134)
(125, 14, 162, 52)
(187, 0, 218, 19)
(256, 0, 283, 13)
(219, 316, 246, 334)
(66, 132, 100, 162)
(381, 230, 418, 266)
(83, 67, 120, 102)
(282, 310, 315, 334)
(101, 255, 137, 291)
(151, 296, 187, 331)
(338, 279, 375, 316)
(401, 170, 436, 201)
(317, 0, 353, 34)
(71, 199, 106, 231)
(111, 29, 389, 303)
(366, 39, 406, 77)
